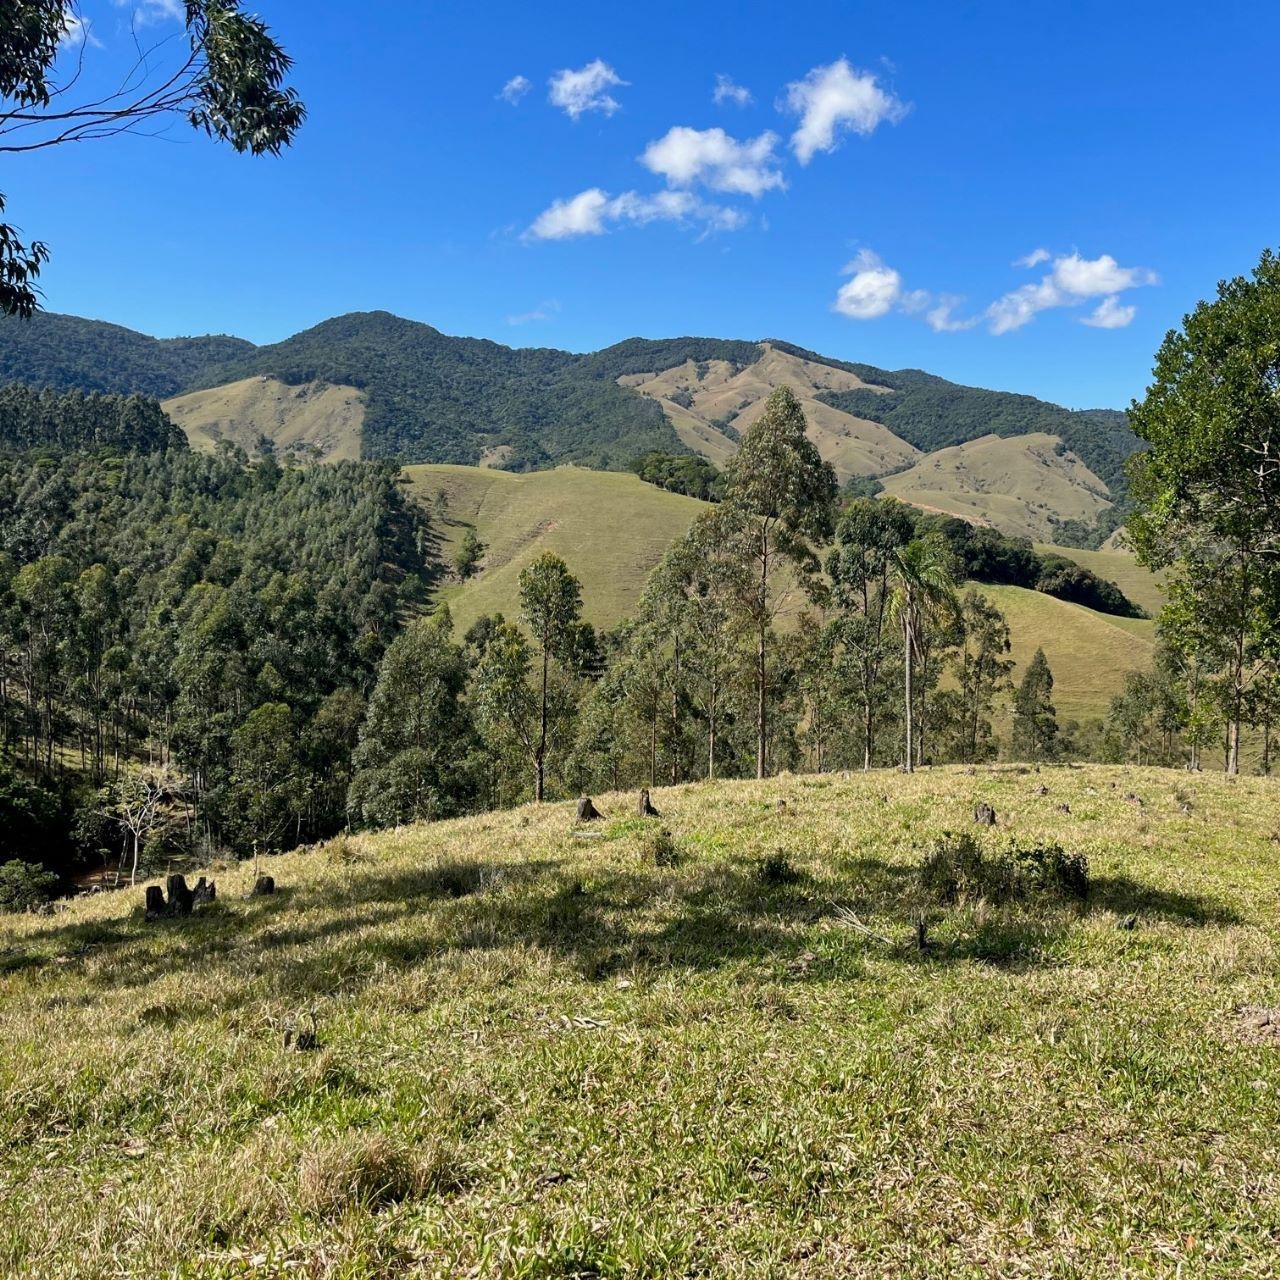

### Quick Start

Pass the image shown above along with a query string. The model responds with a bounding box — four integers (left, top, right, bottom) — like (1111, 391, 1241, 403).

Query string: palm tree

(887, 535, 957, 772)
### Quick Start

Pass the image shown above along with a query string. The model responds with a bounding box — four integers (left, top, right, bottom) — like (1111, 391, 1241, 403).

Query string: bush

(919, 834, 1089, 904)
(757, 852, 800, 887)
(0, 859, 59, 912)
(919, 833, 1017, 904)
(1012, 842, 1090, 899)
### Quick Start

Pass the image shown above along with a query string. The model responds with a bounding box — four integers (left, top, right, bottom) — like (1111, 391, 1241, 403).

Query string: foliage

(1012, 648, 1059, 761)
(453, 528, 484, 579)
(0, 857, 57, 911)
(0, 1, 303, 316)
(0, 384, 186, 453)
(628, 451, 724, 501)
(920, 832, 1089, 905)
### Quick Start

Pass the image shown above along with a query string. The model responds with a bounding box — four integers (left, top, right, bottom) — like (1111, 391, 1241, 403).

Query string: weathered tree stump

(144, 885, 166, 920)
(1055, 802, 1072, 815)
(576, 795, 602, 822)
(1034, 784, 1049, 797)
(191, 876, 216, 905)
(166, 874, 193, 917)
(249, 874, 276, 897)
(973, 802, 997, 827)
(637, 788, 660, 818)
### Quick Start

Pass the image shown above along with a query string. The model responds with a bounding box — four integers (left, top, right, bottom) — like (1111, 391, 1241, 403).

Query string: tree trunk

(756, 617, 767, 780)
(534, 645, 549, 801)
(903, 610, 915, 774)
(707, 682, 717, 781)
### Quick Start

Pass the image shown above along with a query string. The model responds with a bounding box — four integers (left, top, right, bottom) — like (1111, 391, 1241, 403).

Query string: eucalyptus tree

(827, 498, 915, 769)
(1128, 247, 1280, 773)
(518, 553, 584, 801)
(720, 386, 836, 778)
(947, 589, 1013, 764)
(0, 1, 304, 316)
(1012, 649, 1058, 762)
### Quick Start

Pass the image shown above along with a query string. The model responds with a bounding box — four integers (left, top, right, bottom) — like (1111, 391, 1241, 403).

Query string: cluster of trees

(0, 385, 186, 453)
(354, 390, 1079, 835)
(628, 451, 725, 501)
(0, 440, 429, 874)
(1115, 247, 1280, 775)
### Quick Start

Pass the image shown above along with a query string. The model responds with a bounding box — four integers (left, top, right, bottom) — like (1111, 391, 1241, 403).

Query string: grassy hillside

(880, 432, 1113, 543)
(164, 376, 365, 461)
(623, 344, 918, 482)
(403, 464, 705, 633)
(981, 584, 1155, 724)
(3, 766, 1278, 1277)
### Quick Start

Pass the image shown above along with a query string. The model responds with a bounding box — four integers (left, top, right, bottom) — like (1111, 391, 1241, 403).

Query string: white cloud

(713, 74, 753, 107)
(59, 12, 102, 48)
(833, 250, 902, 319)
(1014, 247, 1051, 269)
(985, 251, 1157, 333)
(507, 299, 561, 325)
(525, 187, 745, 241)
(784, 58, 907, 164)
(924, 295, 978, 332)
(1081, 295, 1137, 329)
(548, 59, 627, 119)
(640, 126, 784, 198)
(499, 75, 531, 105)
(116, 0, 184, 25)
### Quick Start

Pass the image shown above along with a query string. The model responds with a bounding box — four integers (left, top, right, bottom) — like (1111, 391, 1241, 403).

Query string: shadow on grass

(3, 844, 1242, 1000)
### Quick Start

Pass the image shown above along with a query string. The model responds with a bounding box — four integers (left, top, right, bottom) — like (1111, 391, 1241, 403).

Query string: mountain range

(0, 309, 1139, 543)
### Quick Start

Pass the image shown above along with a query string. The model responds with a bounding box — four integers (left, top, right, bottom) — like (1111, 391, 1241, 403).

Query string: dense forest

(0, 385, 187, 454)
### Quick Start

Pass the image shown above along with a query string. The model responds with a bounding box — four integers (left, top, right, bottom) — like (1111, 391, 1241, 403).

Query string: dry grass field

(2, 765, 1278, 1278)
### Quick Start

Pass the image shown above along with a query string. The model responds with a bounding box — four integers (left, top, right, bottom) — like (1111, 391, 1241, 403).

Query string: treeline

(0, 385, 187, 454)
(628, 451, 725, 501)
(0, 445, 429, 874)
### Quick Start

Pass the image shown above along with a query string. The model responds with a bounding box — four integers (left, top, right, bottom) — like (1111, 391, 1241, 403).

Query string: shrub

(1012, 842, 1090, 899)
(757, 852, 800, 887)
(919, 834, 1089, 904)
(919, 833, 1016, 904)
(0, 859, 59, 912)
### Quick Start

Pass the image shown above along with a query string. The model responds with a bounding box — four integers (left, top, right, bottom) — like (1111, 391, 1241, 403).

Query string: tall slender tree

(1012, 648, 1059, 762)
(720, 386, 836, 779)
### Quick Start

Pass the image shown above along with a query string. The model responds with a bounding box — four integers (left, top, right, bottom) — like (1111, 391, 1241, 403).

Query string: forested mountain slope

(0, 311, 1139, 536)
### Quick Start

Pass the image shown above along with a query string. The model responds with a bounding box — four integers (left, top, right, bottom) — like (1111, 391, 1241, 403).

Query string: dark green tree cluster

(0, 444, 428, 869)
(1127, 247, 1280, 774)
(628, 451, 725, 502)
(0, 385, 186, 453)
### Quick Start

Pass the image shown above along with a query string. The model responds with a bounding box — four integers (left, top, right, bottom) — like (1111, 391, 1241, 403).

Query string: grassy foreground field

(2, 766, 1279, 1277)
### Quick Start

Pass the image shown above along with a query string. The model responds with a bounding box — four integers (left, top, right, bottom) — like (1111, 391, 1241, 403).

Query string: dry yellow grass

(881, 432, 1113, 542)
(165, 375, 365, 461)
(624, 345, 918, 481)
(2, 765, 1278, 1277)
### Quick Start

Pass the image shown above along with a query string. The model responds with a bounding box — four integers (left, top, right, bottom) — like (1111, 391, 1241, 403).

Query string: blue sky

(11, 0, 1279, 407)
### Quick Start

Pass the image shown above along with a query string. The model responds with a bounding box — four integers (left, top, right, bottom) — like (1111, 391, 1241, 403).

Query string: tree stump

(973, 802, 997, 827)
(637, 788, 660, 818)
(166, 874, 193, 917)
(191, 876, 216, 905)
(144, 885, 166, 920)
(576, 796, 602, 822)
(249, 874, 276, 897)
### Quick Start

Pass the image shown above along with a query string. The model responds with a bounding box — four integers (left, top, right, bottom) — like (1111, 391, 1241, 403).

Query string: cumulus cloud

(1081, 295, 1137, 329)
(924, 296, 978, 333)
(506, 299, 561, 325)
(640, 126, 784, 198)
(784, 58, 907, 163)
(548, 59, 627, 119)
(1014, 247, 1051, 269)
(525, 187, 744, 241)
(833, 250, 903, 320)
(59, 12, 102, 48)
(986, 251, 1158, 334)
(713, 74, 753, 107)
(499, 75, 531, 105)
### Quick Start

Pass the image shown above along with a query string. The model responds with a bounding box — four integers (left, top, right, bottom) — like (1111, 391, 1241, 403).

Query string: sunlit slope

(164, 376, 365, 460)
(402, 464, 705, 633)
(981, 583, 1156, 724)
(881, 432, 1113, 542)
(622, 343, 919, 481)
